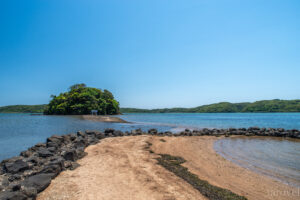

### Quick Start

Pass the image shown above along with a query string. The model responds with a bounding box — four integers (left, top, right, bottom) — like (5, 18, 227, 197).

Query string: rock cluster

(0, 127, 299, 199)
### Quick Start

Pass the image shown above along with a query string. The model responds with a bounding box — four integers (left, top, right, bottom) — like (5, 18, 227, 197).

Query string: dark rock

(45, 142, 59, 149)
(62, 150, 77, 161)
(64, 161, 80, 170)
(69, 134, 77, 141)
(77, 131, 86, 138)
(9, 183, 21, 191)
(20, 186, 37, 199)
(4, 160, 29, 174)
(95, 132, 105, 139)
(31, 143, 46, 151)
(8, 174, 21, 182)
(75, 148, 87, 159)
(248, 127, 260, 131)
(87, 135, 98, 145)
(21, 173, 53, 193)
(0, 191, 27, 200)
(85, 130, 97, 136)
(131, 129, 142, 136)
(73, 138, 87, 149)
(104, 128, 115, 134)
(148, 129, 158, 135)
(0, 175, 9, 191)
(47, 147, 56, 153)
(113, 130, 123, 137)
(38, 148, 53, 158)
(47, 135, 64, 147)
(41, 164, 61, 178)
(49, 157, 65, 169)
(19, 150, 33, 158)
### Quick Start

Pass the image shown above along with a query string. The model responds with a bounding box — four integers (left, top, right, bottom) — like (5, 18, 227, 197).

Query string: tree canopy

(44, 84, 120, 115)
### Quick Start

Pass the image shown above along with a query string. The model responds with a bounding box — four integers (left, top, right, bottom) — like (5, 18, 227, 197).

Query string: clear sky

(0, 0, 299, 108)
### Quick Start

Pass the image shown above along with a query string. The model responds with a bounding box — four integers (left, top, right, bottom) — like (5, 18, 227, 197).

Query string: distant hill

(2, 99, 300, 114)
(0, 105, 47, 113)
(121, 99, 300, 113)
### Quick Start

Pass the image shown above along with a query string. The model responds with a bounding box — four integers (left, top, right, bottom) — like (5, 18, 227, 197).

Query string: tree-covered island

(44, 84, 120, 115)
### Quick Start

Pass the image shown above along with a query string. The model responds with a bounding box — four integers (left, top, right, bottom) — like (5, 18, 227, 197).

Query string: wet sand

(81, 115, 128, 123)
(38, 136, 298, 200)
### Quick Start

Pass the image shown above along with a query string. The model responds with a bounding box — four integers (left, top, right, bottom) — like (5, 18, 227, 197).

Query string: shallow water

(214, 137, 300, 187)
(0, 114, 172, 161)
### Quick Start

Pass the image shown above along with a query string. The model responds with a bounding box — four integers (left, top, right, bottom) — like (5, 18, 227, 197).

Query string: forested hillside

(121, 100, 300, 113)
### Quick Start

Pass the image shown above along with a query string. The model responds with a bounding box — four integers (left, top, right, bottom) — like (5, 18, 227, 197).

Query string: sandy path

(38, 136, 205, 200)
(150, 136, 299, 200)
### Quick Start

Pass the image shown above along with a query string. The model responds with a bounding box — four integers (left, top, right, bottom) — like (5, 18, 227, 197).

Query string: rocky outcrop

(0, 127, 299, 199)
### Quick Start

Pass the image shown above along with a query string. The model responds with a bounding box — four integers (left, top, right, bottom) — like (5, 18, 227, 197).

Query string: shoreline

(38, 135, 298, 200)
(0, 128, 299, 199)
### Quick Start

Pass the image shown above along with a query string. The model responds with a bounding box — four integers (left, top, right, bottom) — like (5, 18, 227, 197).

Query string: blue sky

(0, 0, 299, 108)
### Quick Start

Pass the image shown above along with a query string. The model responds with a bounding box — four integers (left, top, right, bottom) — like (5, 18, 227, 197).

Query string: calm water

(0, 114, 172, 161)
(214, 137, 300, 187)
(0, 113, 300, 187)
(119, 113, 300, 130)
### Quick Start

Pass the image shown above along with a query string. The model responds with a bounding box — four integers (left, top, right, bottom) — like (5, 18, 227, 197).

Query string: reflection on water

(214, 137, 300, 187)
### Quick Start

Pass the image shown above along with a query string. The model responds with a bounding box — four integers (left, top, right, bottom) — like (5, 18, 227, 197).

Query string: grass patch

(156, 154, 247, 200)
(160, 139, 166, 142)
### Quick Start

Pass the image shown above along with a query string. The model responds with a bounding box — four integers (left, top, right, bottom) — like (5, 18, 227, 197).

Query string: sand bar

(38, 136, 298, 200)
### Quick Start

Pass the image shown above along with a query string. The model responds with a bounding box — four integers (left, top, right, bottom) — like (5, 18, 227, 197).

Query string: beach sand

(38, 136, 298, 200)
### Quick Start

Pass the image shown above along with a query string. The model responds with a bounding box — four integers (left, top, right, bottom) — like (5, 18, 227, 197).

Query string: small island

(44, 83, 120, 115)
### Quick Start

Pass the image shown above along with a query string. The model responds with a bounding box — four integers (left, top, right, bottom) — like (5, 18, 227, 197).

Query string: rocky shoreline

(0, 127, 299, 199)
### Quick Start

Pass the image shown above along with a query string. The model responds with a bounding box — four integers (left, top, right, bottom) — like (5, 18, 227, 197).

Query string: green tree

(44, 84, 120, 115)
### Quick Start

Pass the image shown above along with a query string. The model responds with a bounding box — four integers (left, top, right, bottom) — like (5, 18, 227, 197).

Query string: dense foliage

(44, 84, 120, 115)
(0, 105, 47, 113)
(121, 99, 300, 113)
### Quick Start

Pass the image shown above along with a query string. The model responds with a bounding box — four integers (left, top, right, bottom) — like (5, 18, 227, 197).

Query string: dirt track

(38, 136, 297, 200)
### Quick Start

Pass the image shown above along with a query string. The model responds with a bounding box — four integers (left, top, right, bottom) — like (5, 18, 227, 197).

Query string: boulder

(77, 131, 85, 138)
(69, 134, 77, 141)
(62, 150, 77, 161)
(19, 150, 33, 158)
(41, 164, 61, 178)
(4, 160, 29, 174)
(7, 174, 21, 182)
(73, 138, 87, 149)
(47, 135, 63, 147)
(0, 191, 27, 200)
(20, 186, 37, 199)
(21, 173, 53, 193)
(104, 128, 115, 134)
(64, 161, 80, 170)
(75, 148, 86, 159)
(38, 149, 53, 158)
(148, 129, 158, 135)
(85, 130, 97, 136)
(95, 132, 105, 139)
(113, 130, 123, 137)
(0, 175, 9, 191)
